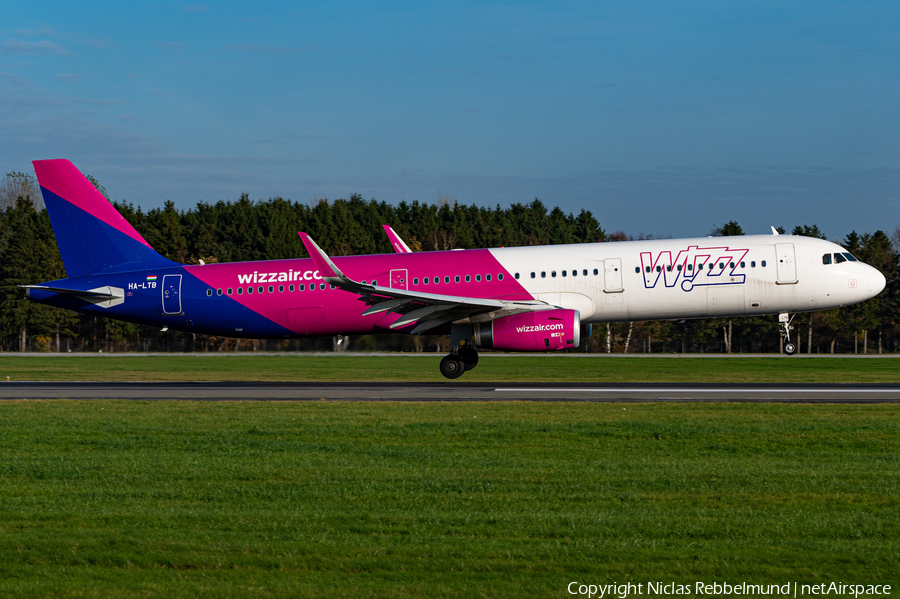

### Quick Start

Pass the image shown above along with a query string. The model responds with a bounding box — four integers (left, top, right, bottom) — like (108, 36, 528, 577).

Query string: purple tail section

(33, 159, 177, 277)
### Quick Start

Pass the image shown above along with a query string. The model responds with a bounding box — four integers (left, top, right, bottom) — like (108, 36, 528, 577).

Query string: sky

(1, 1, 898, 240)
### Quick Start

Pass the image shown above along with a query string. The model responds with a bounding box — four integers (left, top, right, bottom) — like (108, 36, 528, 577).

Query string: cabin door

(162, 275, 182, 314)
(775, 243, 798, 283)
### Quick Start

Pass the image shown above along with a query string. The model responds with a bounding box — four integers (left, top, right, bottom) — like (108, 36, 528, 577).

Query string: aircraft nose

(868, 267, 886, 299)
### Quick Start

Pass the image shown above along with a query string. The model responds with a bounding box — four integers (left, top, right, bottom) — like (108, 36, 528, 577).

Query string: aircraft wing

(382, 225, 412, 253)
(298, 232, 546, 333)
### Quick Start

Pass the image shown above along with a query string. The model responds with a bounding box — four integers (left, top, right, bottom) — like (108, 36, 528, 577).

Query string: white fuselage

(490, 234, 884, 322)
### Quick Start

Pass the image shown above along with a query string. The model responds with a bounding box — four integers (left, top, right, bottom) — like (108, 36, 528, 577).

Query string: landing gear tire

(440, 355, 466, 379)
(458, 346, 479, 371)
(778, 313, 797, 356)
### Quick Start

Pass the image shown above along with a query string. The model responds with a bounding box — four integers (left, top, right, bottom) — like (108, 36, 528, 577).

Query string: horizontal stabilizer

(20, 285, 125, 308)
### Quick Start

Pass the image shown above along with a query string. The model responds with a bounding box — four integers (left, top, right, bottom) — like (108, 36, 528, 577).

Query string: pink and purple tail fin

(33, 159, 177, 277)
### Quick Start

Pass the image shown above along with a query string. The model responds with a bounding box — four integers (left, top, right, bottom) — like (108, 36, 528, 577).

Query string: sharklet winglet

(382, 225, 412, 253)
(298, 232, 344, 279)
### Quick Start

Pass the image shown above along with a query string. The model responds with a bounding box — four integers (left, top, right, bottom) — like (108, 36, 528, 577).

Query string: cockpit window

(843, 252, 858, 262)
(833, 253, 846, 264)
(822, 254, 832, 265)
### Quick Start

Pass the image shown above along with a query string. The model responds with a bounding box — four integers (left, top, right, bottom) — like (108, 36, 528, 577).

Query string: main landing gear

(439, 324, 479, 379)
(779, 312, 798, 355)
(440, 343, 479, 379)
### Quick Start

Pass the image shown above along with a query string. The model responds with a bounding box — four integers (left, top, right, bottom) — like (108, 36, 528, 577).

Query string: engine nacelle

(474, 309, 581, 352)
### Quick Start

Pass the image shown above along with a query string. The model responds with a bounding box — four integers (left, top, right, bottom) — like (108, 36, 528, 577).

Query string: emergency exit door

(390, 269, 408, 290)
(604, 258, 623, 292)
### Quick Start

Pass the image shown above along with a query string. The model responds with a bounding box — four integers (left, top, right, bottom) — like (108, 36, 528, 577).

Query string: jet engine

(474, 308, 582, 352)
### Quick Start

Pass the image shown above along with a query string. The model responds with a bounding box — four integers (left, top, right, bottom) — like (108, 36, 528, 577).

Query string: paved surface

(1, 382, 899, 402)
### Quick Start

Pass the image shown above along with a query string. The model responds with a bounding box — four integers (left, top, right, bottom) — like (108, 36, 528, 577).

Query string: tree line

(0, 171, 897, 354)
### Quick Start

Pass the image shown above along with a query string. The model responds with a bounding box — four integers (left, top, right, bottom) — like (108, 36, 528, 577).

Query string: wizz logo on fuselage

(640, 245, 750, 291)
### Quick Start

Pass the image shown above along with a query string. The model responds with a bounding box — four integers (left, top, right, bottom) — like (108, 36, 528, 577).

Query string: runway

(1, 382, 899, 402)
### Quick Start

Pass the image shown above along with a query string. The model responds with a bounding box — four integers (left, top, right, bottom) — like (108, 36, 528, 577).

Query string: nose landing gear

(779, 313, 797, 355)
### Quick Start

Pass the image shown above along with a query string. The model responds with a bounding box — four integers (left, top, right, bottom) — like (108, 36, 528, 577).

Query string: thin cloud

(225, 44, 315, 54)
(152, 41, 183, 52)
(1, 39, 72, 56)
(55, 73, 83, 82)
(15, 26, 109, 48)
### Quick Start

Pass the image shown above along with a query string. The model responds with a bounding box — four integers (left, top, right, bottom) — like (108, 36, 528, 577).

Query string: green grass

(0, 401, 897, 597)
(0, 354, 898, 382)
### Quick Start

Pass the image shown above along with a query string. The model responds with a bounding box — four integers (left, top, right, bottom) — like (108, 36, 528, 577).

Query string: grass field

(0, 401, 897, 598)
(0, 354, 898, 382)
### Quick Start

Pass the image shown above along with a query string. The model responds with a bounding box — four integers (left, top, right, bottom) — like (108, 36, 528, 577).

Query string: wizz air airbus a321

(24, 160, 886, 378)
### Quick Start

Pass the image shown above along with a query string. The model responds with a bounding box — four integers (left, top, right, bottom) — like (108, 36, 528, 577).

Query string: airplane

(24, 159, 886, 378)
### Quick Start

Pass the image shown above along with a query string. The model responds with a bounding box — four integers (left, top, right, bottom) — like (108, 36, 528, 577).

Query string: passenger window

(843, 253, 858, 262)
(217, 288, 223, 296)
(268, 286, 274, 293)
(562, 270, 567, 277)
(635, 267, 640, 273)
(541, 272, 546, 278)
(729, 262, 734, 268)
(465, 275, 470, 282)
(258, 286, 264, 293)
(475, 275, 481, 282)
(740, 261, 745, 268)
(289, 285, 294, 292)
(206, 289, 212, 297)
(238, 287, 243, 295)
(551, 271, 557, 277)
(299, 284, 305, 291)
(593, 269, 599, 275)
(455, 275, 460, 283)
(227, 288, 233, 295)
(278, 285, 284, 292)
(645, 266, 651, 273)
(761, 260, 767, 267)
(666, 265, 671, 272)
(688, 264, 693, 271)
(247, 287, 253, 294)
(487, 274, 492, 281)
(655, 266, 661, 272)
(583, 269, 588, 276)
(320, 283, 326, 290)
(822, 254, 832, 265)
(413, 278, 419, 285)
(498, 274, 504, 281)
(424, 277, 429, 284)
(676, 265, 682, 271)
(751, 261, 756, 267)
(444, 276, 449, 283)
(719, 262, 724, 269)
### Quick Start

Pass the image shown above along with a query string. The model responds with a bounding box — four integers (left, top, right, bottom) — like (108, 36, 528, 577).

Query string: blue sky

(2, 1, 898, 239)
